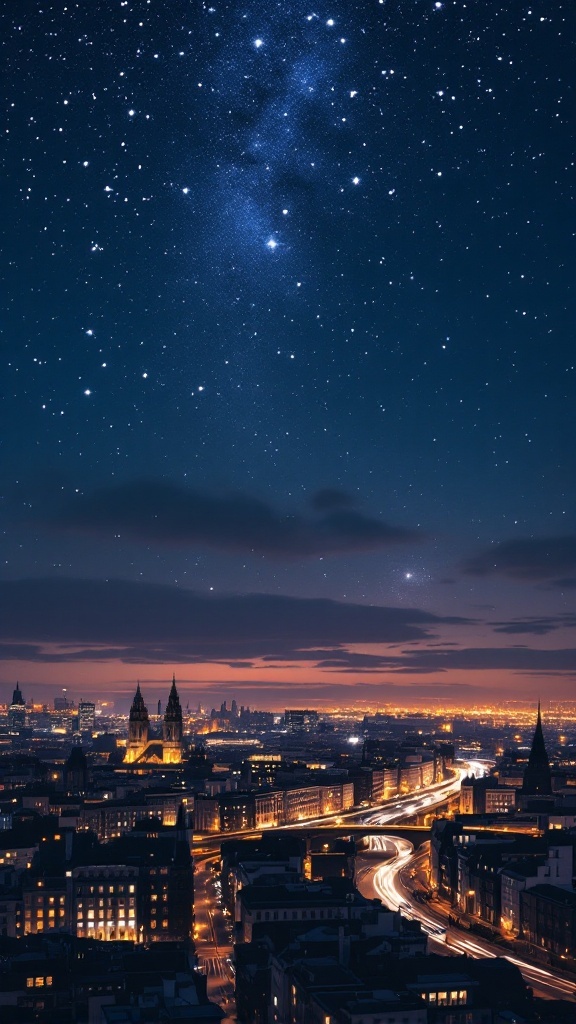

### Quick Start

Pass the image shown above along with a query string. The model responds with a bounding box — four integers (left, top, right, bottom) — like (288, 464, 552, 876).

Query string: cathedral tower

(162, 675, 183, 763)
(126, 682, 149, 762)
(521, 701, 552, 797)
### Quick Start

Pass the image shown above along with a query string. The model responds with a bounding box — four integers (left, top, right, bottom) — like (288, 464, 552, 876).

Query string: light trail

(363, 836, 576, 1003)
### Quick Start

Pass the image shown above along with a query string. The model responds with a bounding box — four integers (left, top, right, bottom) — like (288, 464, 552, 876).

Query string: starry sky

(2, 0, 575, 710)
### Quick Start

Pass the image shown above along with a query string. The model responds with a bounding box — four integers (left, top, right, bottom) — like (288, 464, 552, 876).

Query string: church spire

(522, 700, 552, 796)
(163, 674, 183, 756)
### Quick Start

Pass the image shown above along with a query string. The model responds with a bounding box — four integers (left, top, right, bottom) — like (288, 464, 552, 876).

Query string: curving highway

(356, 828, 576, 1003)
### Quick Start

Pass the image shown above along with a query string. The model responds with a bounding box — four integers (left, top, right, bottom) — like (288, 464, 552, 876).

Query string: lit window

(26, 978, 34, 989)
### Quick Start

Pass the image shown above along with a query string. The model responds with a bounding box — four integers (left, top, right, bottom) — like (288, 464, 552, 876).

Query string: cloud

(0, 577, 467, 664)
(489, 614, 576, 636)
(50, 480, 420, 558)
(463, 535, 576, 582)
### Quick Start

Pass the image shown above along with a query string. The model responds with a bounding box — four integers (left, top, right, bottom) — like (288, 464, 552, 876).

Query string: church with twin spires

(124, 676, 183, 764)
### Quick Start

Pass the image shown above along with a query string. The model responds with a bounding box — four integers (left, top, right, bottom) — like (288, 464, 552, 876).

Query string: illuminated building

(78, 701, 95, 733)
(23, 878, 67, 935)
(72, 864, 139, 942)
(8, 683, 26, 734)
(124, 677, 183, 764)
(70, 830, 193, 942)
(284, 709, 319, 732)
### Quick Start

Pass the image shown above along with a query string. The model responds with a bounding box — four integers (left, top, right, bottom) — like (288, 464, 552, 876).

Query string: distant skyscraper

(521, 701, 552, 796)
(78, 701, 96, 733)
(284, 709, 319, 733)
(54, 694, 73, 711)
(8, 683, 26, 733)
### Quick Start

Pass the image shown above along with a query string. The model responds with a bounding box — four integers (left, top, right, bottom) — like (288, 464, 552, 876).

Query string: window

(26, 978, 34, 989)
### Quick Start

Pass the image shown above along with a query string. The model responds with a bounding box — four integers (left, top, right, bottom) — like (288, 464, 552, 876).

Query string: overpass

(274, 823, 432, 847)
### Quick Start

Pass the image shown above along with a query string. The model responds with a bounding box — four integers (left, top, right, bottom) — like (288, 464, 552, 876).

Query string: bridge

(274, 824, 432, 847)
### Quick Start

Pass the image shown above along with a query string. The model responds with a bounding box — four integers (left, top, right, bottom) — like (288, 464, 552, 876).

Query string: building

(7, 683, 26, 734)
(459, 776, 516, 815)
(521, 701, 552, 798)
(520, 883, 576, 960)
(78, 701, 96, 733)
(124, 677, 183, 765)
(500, 836, 574, 936)
(70, 831, 193, 943)
(284, 710, 319, 733)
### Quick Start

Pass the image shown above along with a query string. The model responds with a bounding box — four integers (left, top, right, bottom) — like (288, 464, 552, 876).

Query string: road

(355, 834, 576, 1003)
(191, 758, 491, 1019)
(194, 854, 237, 1023)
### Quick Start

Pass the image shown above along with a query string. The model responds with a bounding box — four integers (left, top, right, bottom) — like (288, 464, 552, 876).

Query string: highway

(355, 830, 576, 1003)
(191, 758, 507, 1020)
(191, 763, 470, 1020)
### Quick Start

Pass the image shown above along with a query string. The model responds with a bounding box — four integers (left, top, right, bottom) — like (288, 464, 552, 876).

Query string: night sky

(2, 1, 575, 710)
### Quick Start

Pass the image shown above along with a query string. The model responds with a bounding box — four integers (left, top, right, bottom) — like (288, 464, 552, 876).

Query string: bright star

(254, 38, 264, 48)
(266, 238, 278, 250)
(84, 389, 92, 396)
(352, 176, 360, 185)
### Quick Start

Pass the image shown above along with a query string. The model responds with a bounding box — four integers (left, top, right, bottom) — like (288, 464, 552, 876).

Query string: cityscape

(3, 0, 575, 1022)
(0, 685, 575, 1021)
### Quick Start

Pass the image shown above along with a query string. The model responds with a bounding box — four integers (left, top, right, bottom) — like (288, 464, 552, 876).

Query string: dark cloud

(490, 614, 576, 636)
(0, 577, 466, 664)
(51, 480, 419, 558)
(463, 535, 576, 582)
(384, 646, 576, 675)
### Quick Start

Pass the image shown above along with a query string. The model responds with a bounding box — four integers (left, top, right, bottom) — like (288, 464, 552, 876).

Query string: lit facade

(124, 677, 183, 764)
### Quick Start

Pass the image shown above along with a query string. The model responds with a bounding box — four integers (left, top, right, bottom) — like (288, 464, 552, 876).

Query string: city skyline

(2, 2, 574, 706)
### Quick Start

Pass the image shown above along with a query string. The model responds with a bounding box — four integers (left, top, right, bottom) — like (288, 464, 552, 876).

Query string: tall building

(284, 709, 319, 732)
(78, 701, 95, 733)
(124, 678, 183, 764)
(126, 682, 150, 761)
(8, 683, 26, 733)
(521, 701, 552, 797)
(162, 675, 183, 764)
